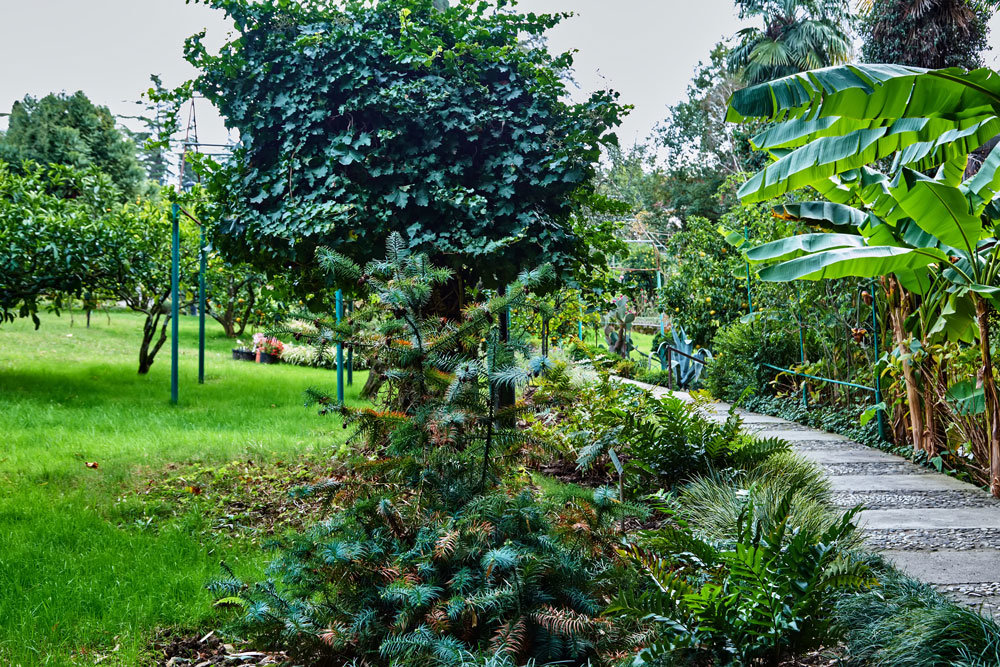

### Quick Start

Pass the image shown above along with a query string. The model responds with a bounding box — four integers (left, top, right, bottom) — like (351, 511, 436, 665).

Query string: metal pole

(347, 301, 353, 386)
(198, 225, 206, 385)
(666, 347, 673, 392)
(795, 283, 807, 409)
(871, 278, 887, 441)
(170, 203, 180, 405)
(657, 270, 664, 335)
(336, 289, 344, 403)
(744, 223, 753, 315)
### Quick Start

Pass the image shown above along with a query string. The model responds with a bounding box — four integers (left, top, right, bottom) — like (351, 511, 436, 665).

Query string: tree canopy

(859, 0, 990, 70)
(0, 162, 122, 325)
(178, 0, 627, 291)
(0, 92, 146, 198)
(728, 0, 852, 85)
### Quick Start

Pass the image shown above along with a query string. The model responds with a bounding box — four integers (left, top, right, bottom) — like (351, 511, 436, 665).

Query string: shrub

(835, 557, 1000, 667)
(211, 489, 620, 663)
(280, 341, 337, 369)
(613, 486, 873, 664)
(705, 317, 799, 403)
(675, 455, 842, 545)
(573, 392, 785, 493)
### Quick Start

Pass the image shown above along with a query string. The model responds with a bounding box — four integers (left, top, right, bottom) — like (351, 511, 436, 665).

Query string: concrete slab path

(620, 378, 1000, 618)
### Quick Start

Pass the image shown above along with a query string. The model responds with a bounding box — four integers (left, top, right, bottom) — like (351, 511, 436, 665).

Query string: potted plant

(253, 333, 284, 364)
(232, 340, 255, 361)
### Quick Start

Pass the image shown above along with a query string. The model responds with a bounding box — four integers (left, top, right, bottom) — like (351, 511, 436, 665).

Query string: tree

(0, 92, 146, 198)
(204, 255, 266, 338)
(727, 64, 1000, 494)
(96, 197, 198, 374)
(176, 0, 626, 304)
(859, 0, 990, 70)
(728, 0, 852, 85)
(0, 162, 121, 326)
(121, 75, 173, 186)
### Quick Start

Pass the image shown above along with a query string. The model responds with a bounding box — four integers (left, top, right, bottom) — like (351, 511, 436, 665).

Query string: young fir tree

(209, 235, 636, 663)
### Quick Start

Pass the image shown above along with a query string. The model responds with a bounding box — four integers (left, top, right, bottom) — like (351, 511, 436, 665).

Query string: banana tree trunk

(975, 297, 1000, 497)
(887, 277, 926, 454)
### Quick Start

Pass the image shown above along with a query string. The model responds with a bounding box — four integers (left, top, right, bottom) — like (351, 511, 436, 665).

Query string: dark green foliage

(705, 317, 800, 403)
(0, 92, 146, 198)
(210, 489, 615, 664)
(835, 557, 1000, 666)
(612, 486, 872, 664)
(182, 0, 626, 289)
(860, 0, 990, 70)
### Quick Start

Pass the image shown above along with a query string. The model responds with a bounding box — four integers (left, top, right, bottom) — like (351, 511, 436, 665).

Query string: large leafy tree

(859, 0, 991, 70)
(0, 162, 121, 326)
(178, 0, 626, 301)
(727, 65, 1000, 494)
(0, 92, 146, 198)
(728, 0, 852, 85)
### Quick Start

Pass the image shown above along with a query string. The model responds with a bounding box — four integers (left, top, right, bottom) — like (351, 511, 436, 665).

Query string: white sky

(2, 0, 1000, 154)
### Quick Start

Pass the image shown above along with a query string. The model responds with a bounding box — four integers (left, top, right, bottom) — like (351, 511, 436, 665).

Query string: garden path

(623, 378, 1000, 618)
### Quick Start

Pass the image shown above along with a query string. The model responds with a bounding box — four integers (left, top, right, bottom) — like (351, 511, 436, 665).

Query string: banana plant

(727, 64, 1000, 495)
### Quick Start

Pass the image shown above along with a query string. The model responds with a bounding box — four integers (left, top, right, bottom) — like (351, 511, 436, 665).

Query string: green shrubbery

(200, 241, 1000, 666)
(704, 317, 800, 403)
(616, 489, 871, 664)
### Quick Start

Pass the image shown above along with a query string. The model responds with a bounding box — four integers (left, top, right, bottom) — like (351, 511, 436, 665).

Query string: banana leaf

(747, 233, 867, 263)
(757, 245, 949, 282)
(727, 65, 1000, 125)
(772, 201, 867, 231)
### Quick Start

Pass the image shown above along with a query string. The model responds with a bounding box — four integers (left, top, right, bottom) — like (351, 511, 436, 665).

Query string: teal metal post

(170, 203, 180, 405)
(657, 270, 664, 335)
(336, 289, 344, 403)
(346, 301, 353, 386)
(578, 295, 584, 340)
(744, 224, 753, 314)
(795, 283, 807, 409)
(198, 225, 206, 385)
(870, 279, 887, 441)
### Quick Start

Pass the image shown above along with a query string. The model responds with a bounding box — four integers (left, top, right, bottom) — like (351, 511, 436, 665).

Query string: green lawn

(0, 311, 366, 665)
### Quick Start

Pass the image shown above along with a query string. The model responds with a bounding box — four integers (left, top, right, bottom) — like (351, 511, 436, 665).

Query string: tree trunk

(138, 310, 170, 375)
(975, 297, 1000, 497)
(887, 277, 926, 454)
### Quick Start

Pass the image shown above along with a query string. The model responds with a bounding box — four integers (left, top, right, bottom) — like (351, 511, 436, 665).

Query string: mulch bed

(152, 630, 290, 666)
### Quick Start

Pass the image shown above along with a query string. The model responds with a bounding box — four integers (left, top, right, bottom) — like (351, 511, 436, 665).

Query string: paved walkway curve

(623, 378, 1000, 617)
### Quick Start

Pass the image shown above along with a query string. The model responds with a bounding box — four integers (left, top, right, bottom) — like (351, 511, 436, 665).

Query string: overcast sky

(3, 0, 1000, 155)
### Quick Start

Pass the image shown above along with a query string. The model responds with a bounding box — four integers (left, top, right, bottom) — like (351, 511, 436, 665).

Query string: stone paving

(623, 378, 1000, 618)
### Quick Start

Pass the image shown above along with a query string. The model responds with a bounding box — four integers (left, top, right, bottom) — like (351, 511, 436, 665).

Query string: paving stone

(881, 549, 1000, 584)
(863, 528, 1000, 550)
(795, 448, 902, 464)
(829, 474, 974, 492)
(822, 461, 932, 476)
(832, 490, 1000, 509)
(750, 428, 852, 442)
(614, 375, 1000, 619)
(859, 507, 1000, 530)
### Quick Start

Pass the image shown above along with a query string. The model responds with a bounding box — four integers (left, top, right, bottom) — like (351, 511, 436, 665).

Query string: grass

(0, 310, 367, 665)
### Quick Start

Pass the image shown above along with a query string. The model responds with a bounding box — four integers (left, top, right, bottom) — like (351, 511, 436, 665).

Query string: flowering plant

(253, 332, 284, 357)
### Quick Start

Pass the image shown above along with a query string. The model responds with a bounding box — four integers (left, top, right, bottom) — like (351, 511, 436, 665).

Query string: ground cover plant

(0, 310, 368, 664)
